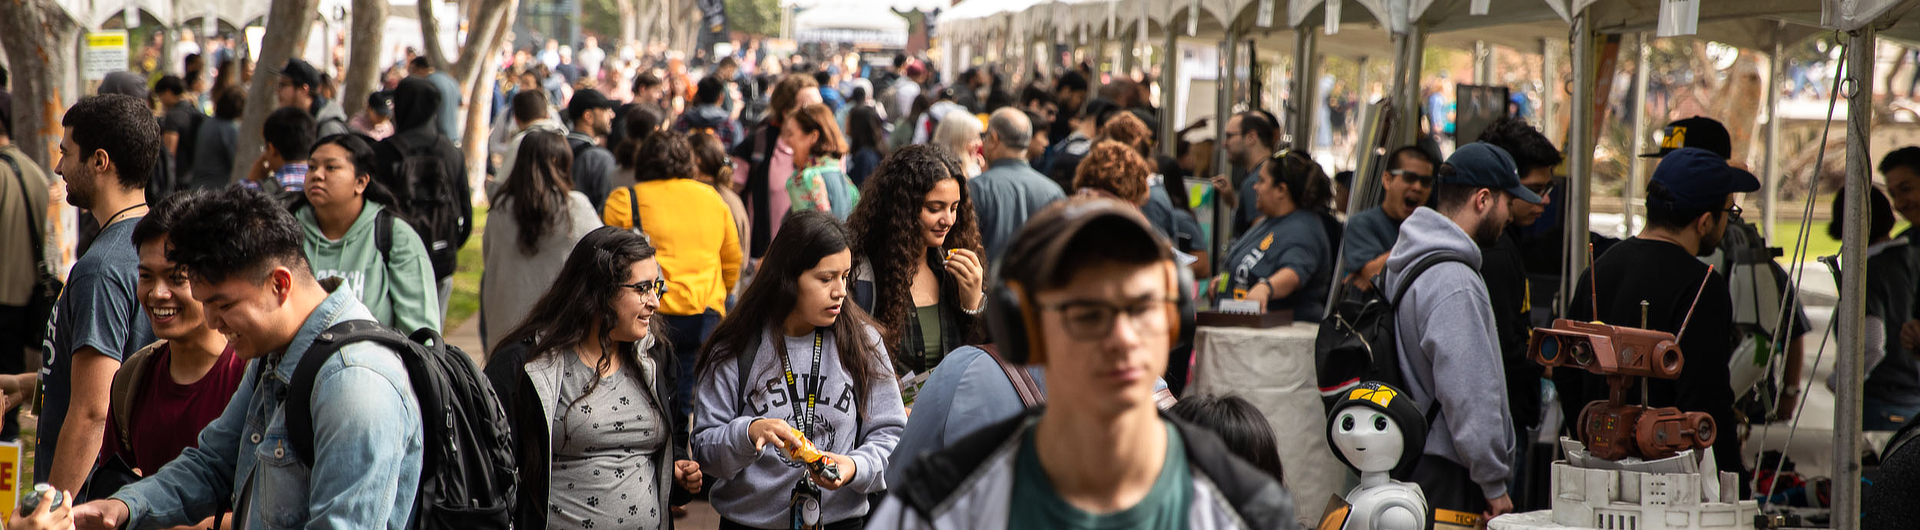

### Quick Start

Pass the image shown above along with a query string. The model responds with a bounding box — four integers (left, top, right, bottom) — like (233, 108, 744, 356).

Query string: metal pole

(1560, 11, 1593, 316)
(1763, 25, 1786, 241)
(1161, 29, 1180, 158)
(1473, 40, 1493, 84)
(1292, 27, 1318, 147)
(1092, 37, 1108, 94)
(1834, 25, 1874, 530)
(1212, 32, 1240, 276)
(1542, 38, 1561, 145)
(1625, 32, 1651, 236)
(1389, 24, 1425, 149)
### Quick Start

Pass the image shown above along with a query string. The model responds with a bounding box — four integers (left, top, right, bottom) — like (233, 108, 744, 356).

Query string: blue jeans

(1865, 397, 1920, 431)
(664, 310, 721, 418)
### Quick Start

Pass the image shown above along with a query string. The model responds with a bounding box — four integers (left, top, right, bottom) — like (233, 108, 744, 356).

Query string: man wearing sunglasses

(1561, 146, 1760, 495)
(870, 198, 1292, 529)
(1339, 146, 1438, 290)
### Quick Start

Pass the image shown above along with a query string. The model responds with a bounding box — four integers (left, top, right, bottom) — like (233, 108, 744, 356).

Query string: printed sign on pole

(84, 31, 131, 81)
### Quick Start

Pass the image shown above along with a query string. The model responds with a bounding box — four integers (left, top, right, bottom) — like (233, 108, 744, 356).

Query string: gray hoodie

(1380, 207, 1514, 499)
(691, 326, 906, 528)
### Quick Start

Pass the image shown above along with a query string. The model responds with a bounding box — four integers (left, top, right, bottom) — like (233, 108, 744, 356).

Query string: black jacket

(852, 251, 982, 375)
(483, 338, 692, 530)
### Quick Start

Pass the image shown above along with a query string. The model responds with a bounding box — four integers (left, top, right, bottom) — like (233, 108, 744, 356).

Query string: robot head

(1326, 382, 1427, 476)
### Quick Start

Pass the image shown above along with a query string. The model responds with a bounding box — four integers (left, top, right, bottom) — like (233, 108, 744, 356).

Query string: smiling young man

(869, 198, 1292, 529)
(1339, 146, 1438, 290)
(70, 186, 423, 530)
(31, 94, 160, 499)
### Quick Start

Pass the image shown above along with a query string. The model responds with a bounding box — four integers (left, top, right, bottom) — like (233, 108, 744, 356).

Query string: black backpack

(280, 321, 517, 530)
(379, 134, 471, 279)
(1314, 253, 1467, 410)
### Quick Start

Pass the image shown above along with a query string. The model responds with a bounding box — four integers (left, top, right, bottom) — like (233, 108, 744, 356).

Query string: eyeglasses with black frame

(1045, 297, 1178, 341)
(620, 279, 670, 299)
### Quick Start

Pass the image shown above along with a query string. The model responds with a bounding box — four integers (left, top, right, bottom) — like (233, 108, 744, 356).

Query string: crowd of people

(0, 30, 1917, 530)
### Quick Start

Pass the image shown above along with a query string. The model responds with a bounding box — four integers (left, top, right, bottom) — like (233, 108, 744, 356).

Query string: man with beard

(1474, 117, 1561, 472)
(1205, 111, 1279, 237)
(564, 89, 619, 214)
(1561, 147, 1755, 487)
(1381, 142, 1539, 526)
(1339, 146, 1437, 290)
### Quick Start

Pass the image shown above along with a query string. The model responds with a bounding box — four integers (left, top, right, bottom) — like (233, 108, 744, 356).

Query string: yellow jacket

(603, 178, 742, 316)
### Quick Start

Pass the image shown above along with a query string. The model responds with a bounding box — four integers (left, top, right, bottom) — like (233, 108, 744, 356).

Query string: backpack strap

(732, 331, 766, 417)
(110, 341, 166, 456)
(375, 207, 394, 264)
(1386, 252, 1474, 428)
(627, 187, 643, 233)
(979, 344, 1043, 408)
(282, 320, 414, 467)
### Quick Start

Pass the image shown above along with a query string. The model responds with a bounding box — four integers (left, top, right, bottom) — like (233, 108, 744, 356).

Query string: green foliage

(581, 0, 622, 41)
(731, 0, 783, 37)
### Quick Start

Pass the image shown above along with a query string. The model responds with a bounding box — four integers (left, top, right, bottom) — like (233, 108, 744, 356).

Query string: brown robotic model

(1528, 319, 1716, 461)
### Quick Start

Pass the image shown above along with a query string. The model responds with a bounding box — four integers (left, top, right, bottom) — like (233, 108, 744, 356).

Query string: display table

(1187, 323, 1348, 527)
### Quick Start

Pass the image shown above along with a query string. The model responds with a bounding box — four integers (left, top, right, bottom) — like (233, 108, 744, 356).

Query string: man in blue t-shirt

(1340, 146, 1438, 290)
(23, 95, 160, 497)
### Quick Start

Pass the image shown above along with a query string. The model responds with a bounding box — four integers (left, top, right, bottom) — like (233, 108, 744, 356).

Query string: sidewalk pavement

(442, 316, 727, 529)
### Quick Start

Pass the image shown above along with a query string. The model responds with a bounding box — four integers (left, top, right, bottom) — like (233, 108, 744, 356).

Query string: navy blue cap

(1441, 142, 1542, 204)
(1650, 147, 1760, 210)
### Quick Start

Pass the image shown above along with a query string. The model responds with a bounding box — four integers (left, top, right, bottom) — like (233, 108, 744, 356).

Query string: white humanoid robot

(1321, 382, 1430, 530)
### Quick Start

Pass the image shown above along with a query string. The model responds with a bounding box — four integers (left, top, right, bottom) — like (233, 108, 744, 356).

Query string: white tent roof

(795, 2, 914, 46)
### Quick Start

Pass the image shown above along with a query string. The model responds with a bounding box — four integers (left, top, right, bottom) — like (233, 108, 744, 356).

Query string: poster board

(83, 31, 130, 81)
(1453, 84, 1510, 149)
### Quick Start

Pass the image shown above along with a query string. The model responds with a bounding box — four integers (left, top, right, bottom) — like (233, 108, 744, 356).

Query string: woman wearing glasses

(484, 227, 704, 530)
(602, 130, 744, 422)
(845, 144, 985, 378)
(692, 211, 906, 530)
(1222, 149, 1338, 322)
(482, 131, 603, 353)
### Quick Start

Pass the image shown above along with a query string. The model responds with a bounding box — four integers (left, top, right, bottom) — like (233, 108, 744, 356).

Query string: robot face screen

(1332, 406, 1404, 473)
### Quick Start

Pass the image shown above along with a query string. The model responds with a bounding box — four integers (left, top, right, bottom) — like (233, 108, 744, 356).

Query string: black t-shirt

(1484, 231, 1540, 431)
(1563, 237, 1746, 480)
(162, 100, 206, 174)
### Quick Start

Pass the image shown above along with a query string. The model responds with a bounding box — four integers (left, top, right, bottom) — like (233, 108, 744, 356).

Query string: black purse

(4, 152, 62, 344)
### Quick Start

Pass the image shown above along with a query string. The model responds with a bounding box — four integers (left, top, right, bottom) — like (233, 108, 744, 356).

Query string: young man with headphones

(867, 197, 1293, 529)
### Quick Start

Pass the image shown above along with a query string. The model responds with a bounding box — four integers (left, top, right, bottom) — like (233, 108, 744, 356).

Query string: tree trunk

(620, 0, 638, 46)
(417, 0, 452, 72)
(340, 0, 388, 118)
(0, 0, 79, 169)
(637, 0, 659, 50)
(460, 0, 518, 198)
(230, 0, 322, 185)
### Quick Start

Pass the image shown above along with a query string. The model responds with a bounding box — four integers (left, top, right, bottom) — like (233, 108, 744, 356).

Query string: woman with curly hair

(846, 144, 986, 377)
(1071, 140, 1153, 205)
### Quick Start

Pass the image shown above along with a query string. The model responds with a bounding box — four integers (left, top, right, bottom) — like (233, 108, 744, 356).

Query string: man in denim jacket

(72, 186, 424, 530)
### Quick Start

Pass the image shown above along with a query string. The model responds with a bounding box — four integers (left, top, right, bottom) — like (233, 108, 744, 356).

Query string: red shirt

(100, 343, 248, 473)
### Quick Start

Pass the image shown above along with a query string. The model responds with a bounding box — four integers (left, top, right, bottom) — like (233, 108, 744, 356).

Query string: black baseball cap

(275, 59, 323, 90)
(566, 89, 618, 121)
(1641, 116, 1732, 159)
(1650, 147, 1760, 210)
(367, 91, 394, 116)
(1441, 142, 1542, 204)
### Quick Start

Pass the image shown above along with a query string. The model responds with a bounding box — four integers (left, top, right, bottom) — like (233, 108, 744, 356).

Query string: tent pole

(1161, 28, 1180, 158)
(1541, 38, 1560, 145)
(1560, 10, 1592, 317)
(1473, 40, 1493, 84)
(1835, 25, 1874, 530)
(1212, 30, 1240, 276)
(1292, 27, 1318, 147)
(1390, 23, 1425, 150)
(1626, 32, 1650, 237)
(1093, 37, 1108, 94)
(1763, 24, 1786, 242)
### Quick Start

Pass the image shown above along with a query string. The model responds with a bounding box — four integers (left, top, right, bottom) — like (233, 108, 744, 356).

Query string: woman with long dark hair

(691, 211, 905, 530)
(691, 131, 750, 264)
(483, 227, 704, 530)
(1167, 394, 1287, 483)
(292, 133, 439, 332)
(482, 131, 602, 353)
(1223, 149, 1337, 321)
(845, 144, 985, 376)
(844, 105, 889, 186)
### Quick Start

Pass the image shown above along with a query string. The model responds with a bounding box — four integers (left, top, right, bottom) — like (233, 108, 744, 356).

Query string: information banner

(84, 31, 130, 81)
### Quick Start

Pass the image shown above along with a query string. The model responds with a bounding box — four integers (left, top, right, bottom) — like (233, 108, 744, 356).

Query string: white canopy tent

(794, 2, 915, 47)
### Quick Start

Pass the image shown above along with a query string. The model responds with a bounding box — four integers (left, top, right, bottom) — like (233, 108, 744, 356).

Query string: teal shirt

(296, 202, 442, 334)
(1008, 420, 1192, 530)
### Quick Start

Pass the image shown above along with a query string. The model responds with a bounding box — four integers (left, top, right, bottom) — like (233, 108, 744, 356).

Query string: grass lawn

(1769, 218, 1911, 265)
(445, 205, 488, 332)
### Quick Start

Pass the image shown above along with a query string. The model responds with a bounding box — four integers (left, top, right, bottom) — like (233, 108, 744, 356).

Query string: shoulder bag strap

(979, 344, 1043, 408)
(732, 331, 764, 417)
(628, 187, 642, 233)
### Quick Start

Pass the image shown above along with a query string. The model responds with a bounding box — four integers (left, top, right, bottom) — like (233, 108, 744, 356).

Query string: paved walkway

(444, 317, 727, 529)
